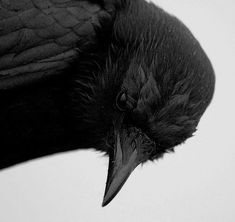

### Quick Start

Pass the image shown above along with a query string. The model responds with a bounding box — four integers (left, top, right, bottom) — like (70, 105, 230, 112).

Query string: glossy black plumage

(0, 0, 215, 205)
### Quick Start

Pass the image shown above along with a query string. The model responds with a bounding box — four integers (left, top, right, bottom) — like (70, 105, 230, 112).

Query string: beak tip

(101, 201, 107, 207)
(101, 196, 110, 207)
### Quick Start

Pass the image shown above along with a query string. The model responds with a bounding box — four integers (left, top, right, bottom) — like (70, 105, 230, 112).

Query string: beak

(102, 128, 141, 207)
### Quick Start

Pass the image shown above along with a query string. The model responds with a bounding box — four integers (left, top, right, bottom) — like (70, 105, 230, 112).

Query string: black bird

(0, 0, 215, 206)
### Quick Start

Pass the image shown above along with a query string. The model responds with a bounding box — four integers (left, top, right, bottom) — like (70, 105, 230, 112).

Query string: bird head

(70, 1, 215, 206)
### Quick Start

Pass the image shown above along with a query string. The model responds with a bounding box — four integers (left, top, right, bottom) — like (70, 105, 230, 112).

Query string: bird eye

(131, 139, 137, 149)
(116, 91, 127, 111)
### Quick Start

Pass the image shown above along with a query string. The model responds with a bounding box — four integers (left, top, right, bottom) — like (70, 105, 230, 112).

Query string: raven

(0, 0, 215, 206)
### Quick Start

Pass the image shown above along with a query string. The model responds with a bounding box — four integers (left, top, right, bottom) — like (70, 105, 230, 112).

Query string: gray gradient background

(0, 0, 234, 221)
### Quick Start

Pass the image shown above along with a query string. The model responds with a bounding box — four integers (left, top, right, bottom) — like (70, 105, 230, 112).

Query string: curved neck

(0, 77, 85, 169)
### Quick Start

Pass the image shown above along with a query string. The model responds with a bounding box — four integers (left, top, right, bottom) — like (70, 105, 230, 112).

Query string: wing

(0, 0, 114, 90)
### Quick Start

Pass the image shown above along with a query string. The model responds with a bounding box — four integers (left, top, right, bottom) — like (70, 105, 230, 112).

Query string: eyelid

(116, 91, 127, 111)
(116, 89, 137, 111)
(120, 92, 127, 101)
(131, 139, 137, 149)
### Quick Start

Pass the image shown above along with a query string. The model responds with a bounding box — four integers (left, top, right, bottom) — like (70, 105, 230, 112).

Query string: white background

(0, 0, 235, 221)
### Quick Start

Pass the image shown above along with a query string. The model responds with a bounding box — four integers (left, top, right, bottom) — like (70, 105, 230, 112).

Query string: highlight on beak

(102, 131, 140, 207)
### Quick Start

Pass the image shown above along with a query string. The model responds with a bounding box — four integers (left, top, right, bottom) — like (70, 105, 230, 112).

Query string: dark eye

(116, 91, 127, 111)
(131, 139, 137, 149)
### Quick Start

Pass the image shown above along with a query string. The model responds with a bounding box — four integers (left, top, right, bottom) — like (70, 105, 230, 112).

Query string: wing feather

(0, 0, 113, 89)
